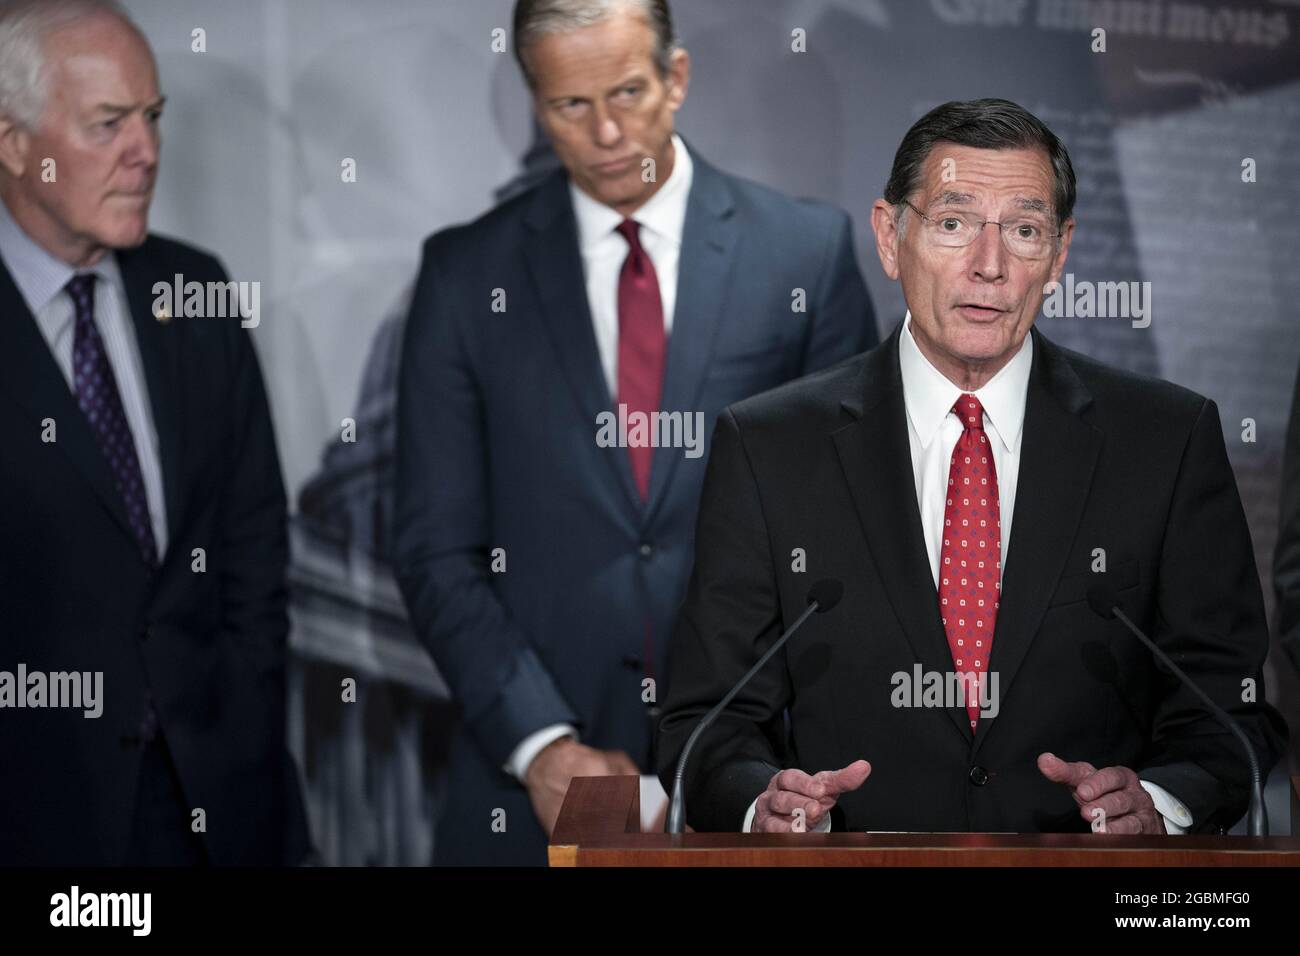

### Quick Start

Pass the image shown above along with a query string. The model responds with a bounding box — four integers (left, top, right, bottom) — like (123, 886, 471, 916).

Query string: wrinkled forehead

(528, 11, 659, 96)
(915, 143, 1056, 213)
(42, 12, 159, 100)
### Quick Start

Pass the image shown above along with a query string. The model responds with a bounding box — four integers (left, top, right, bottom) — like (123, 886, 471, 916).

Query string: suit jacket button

(968, 765, 989, 786)
(140, 626, 152, 641)
(622, 655, 642, 671)
(639, 542, 654, 558)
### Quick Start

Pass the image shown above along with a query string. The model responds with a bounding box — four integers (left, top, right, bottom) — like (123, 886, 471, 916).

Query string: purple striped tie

(67, 274, 159, 566)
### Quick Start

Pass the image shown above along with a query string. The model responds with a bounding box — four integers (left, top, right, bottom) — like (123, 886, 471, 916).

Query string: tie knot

(953, 393, 986, 430)
(65, 273, 97, 315)
(616, 218, 642, 249)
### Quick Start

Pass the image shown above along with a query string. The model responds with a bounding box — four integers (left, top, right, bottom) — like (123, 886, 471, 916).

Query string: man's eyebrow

(93, 96, 167, 114)
(931, 191, 976, 206)
(606, 72, 648, 93)
(1014, 196, 1051, 214)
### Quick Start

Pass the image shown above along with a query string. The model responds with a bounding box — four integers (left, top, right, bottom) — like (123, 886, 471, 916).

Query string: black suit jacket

(1274, 360, 1300, 674)
(657, 320, 1287, 834)
(0, 236, 310, 864)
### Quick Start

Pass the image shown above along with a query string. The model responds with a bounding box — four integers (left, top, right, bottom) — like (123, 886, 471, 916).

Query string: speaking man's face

(873, 144, 1074, 384)
(525, 9, 689, 216)
(2, 13, 163, 266)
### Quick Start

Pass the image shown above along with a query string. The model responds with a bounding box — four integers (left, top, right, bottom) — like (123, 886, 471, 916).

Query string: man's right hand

(524, 737, 639, 837)
(752, 760, 871, 833)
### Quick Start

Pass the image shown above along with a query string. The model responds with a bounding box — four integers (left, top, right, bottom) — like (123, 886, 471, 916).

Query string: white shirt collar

(0, 195, 124, 333)
(898, 310, 1033, 453)
(569, 132, 693, 250)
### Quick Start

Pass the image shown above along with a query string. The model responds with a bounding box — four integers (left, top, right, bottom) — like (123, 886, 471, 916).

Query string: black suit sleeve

(215, 276, 289, 674)
(655, 407, 792, 831)
(802, 211, 877, 373)
(211, 267, 310, 863)
(1273, 360, 1300, 670)
(1138, 398, 1288, 831)
(393, 237, 579, 772)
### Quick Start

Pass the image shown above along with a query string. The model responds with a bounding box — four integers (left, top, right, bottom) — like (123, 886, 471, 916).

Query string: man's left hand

(1037, 752, 1167, 834)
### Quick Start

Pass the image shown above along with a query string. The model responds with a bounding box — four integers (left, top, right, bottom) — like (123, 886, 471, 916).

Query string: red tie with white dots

(937, 393, 1001, 731)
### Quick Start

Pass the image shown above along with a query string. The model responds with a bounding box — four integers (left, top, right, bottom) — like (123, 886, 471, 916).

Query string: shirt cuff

(742, 796, 833, 832)
(1139, 779, 1192, 834)
(503, 723, 577, 782)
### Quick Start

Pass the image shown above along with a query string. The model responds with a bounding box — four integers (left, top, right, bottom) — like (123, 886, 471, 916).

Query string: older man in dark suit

(658, 98, 1287, 836)
(394, 0, 877, 865)
(0, 0, 309, 864)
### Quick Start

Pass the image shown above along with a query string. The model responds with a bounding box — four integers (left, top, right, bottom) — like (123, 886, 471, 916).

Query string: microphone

(665, 579, 843, 834)
(1086, 583, 1267, 836)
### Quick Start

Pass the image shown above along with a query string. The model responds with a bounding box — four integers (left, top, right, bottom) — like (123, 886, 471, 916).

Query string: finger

(754, 809, 798, 833)
(1036, 752, 1096, 788)
(768, 789, 824, 819)
(773, 768, 822, 798)
(601, 750, 640, 775)
(824, 759, 872, 795)
(1092, 812, 1143, 835)
(1075, 766, 1130, 802)
(811, 760, 870, 797)
(1081, 788, 1137, 824)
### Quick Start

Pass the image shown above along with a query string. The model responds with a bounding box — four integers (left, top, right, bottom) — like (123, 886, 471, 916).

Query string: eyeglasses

(900, 200, 1062, 260)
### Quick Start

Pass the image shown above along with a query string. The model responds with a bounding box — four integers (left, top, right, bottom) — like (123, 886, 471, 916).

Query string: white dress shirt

(503, 135, 692, 820)
(0, 199, 168, 556)
(742, 314, 1192, 834)
(570, 131, 692, 397)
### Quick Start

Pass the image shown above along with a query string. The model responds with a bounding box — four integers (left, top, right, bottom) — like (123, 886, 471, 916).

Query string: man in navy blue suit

(0, 0, 309, 865)
(394, 0, 878, 865)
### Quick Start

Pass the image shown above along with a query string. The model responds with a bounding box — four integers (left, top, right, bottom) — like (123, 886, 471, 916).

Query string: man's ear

(1047, 217, 1075, 286)
(0, 115, 30, 179)
(665, 47, 690, 111)
(870, 198, 902, 281)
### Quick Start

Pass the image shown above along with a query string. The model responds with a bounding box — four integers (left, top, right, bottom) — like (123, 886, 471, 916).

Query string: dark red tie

(937, 394, 1001, 730)
(615, 219, 665, 500)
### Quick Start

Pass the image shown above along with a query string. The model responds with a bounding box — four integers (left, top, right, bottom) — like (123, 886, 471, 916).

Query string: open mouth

(955, 304, 1006, 322)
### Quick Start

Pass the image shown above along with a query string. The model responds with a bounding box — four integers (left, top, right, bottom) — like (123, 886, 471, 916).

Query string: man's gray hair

(0, 0, 135, 129)
(512, 0, 677, 89)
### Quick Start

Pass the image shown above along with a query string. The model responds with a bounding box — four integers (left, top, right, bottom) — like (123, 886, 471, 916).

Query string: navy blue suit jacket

(0, 236, 310, 865)
(394, 145, 878, 865)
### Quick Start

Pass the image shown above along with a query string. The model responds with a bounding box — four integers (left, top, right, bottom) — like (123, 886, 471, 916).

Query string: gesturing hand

(752, 760, 871, 833)
(1038, 752, 1167, 834)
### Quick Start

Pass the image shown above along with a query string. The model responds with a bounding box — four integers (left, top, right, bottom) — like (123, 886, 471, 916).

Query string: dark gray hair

(512, 0, 677, 89)
(0, 0, 135, 128)
(884, 98, 1077, 229)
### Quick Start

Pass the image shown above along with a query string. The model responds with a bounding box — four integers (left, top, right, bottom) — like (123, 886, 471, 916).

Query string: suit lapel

(972, 326, 1101, 751)
(644, 151, 738, 520)
(833, 322, 1103, 747)
(116, 245, 184, 559)
(523, 172, 642, 514)
(0, 258, 138, 548)
(832, 322, 974, 741)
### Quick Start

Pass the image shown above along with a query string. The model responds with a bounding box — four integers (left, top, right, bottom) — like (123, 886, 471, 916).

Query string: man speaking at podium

(656, 99, 1287, 837)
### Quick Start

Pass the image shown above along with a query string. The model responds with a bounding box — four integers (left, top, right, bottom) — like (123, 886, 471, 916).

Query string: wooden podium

(548, 775, 1300, 866)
